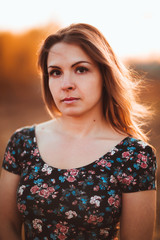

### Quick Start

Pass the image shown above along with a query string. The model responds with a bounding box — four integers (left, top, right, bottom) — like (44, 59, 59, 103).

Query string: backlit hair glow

(38, 23, 151, 142)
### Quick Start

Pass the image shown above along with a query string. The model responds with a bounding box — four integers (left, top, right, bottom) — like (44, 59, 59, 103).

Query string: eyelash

(48, 66, 89, 77)
(76, 66, 89, 74)
(49, 69, 61, 77)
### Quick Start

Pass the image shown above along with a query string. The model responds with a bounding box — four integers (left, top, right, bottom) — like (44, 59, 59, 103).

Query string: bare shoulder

(35, 119, 59, 135)
(35, 119, 62, 147)
(102, 124, 128, 144)
(36, 119, 57, 131)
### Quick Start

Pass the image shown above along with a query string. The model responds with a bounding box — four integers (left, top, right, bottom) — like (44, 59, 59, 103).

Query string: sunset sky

(0, 0, 160, 58)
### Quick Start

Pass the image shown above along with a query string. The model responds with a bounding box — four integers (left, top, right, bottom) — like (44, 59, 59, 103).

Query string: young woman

(0, 23, 157, 240)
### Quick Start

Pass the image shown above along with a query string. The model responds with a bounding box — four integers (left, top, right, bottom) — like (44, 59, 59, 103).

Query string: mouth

(62, 97, 80, 103)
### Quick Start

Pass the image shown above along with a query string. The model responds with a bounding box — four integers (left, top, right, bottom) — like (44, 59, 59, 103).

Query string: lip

(62, 97, 80, 103)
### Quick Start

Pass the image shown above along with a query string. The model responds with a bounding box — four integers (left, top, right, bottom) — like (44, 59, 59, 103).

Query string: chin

(61, 109, 85, 118)
(63, 112, 82, 118)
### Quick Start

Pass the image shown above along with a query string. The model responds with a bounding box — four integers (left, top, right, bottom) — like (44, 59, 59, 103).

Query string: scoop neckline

(32, 125, 130, 171)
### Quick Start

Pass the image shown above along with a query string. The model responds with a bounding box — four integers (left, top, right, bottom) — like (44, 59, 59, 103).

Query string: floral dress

(2, 126, 156, 240)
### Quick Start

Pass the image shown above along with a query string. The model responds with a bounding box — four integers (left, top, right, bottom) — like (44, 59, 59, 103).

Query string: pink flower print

(39, 189, 50, 198)
(54, 228, 59, 234)
(65, 210, 77, 219)
(67, 176, 76, 182)
(142, 155, 147, 162)
(69, 169, 79, 176)
(137, 153, 144, 159)
(87, 215, 97, 224)
(137, 159, 141, 163)
(51, 178, 56, 184)
(138, 153, 148, 163)
(93, 185, 100, 191)
(56, 223, 63, 229)
(117, 175, 122, 182)
(32, 219, 43, 232)
(32, 148, 39, 156)
(114, 199, 120, 208)
(72, 200, 78, 205)
(106, 162, 112, 167)
(17, 203, 26, 213)
(108, 194, 121, 208)
(110, 175, 116, 183)
(20, 150, 26, 157)
(113, 195, 121, 208)
(128, 175, 133, 181)
(5, 151, 15, 164)
(122, 151, 130, 158)
(128, 167, 132, 172)
(48, 187, 55, 193)
(141, 162, 148, 169)
(98, 216, 103, 222)
(90, 195, 101, 207)
(55, 223, 69, 240)
(60, 225, 69, 234)
(42, 183, 48, 188)
(87, 215, 103, 225)
(100, 228, 109, 237)
(64, 171, 69, 176)
(24, 176, 29, 181)
(108, 196, 115, 206)
(52, 194, 57, 199)
(30, 185, 40, 194)
(88, 170, 95, 174)
(122, 175, 133, 185)
(97, 159, 107, 167)
(5, 151, 11, 162)
(58, 234, 67, 240)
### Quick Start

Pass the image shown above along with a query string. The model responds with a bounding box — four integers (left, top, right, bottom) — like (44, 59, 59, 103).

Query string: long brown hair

(38, 23, 151, 142)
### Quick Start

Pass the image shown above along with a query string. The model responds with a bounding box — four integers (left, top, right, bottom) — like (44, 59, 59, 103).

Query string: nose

(61, 73, 76, 91)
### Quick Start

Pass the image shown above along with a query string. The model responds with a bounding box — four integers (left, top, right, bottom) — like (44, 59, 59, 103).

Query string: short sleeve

(2, 130, 23, 175)
(118, 138, 157, 193)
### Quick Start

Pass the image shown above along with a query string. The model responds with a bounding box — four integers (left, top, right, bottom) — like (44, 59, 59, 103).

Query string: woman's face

(47, 42, 103, 118)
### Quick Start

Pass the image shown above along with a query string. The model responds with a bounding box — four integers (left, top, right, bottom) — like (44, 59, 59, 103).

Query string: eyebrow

(48, 61, 92, 69)
(71, 61, 92, 67)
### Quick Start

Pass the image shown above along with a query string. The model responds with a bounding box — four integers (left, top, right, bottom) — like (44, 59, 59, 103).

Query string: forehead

(47, 42, 93, 65)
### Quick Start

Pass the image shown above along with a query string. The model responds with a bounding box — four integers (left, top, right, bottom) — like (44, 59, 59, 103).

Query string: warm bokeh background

(0, 16, 160, 240)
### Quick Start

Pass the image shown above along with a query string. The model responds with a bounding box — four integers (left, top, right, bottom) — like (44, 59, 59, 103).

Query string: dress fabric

(2, 126, 156, 240)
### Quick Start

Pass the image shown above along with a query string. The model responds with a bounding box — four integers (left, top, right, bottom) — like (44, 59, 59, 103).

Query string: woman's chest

(37, 136, 122, 170)
(17, 160, 122, 225)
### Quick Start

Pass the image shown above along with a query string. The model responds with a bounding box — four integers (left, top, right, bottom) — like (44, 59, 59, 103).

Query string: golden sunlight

(0, 0, 160, 58)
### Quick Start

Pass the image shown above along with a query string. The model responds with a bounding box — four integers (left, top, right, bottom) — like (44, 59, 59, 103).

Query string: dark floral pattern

(2, 126, 156, 240)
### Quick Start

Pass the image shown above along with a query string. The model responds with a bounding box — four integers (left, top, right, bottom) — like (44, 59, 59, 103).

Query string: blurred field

(0, 24, 160, 239)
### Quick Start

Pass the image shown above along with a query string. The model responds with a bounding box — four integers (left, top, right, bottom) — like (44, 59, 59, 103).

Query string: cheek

(93, 76, 103, 94)
(48, 82, 59, 108)
(49, 80, 56, 97)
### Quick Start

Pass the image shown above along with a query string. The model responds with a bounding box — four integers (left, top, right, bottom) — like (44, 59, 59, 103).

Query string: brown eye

(49, 69, 62, 77)
(76, 66, 89, 74)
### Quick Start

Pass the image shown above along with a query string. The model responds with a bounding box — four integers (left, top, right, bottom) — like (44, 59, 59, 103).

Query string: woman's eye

(49, 69, 61, 77)
(76, 66, 88, 74)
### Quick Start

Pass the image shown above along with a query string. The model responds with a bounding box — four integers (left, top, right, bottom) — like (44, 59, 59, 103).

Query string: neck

(56, 112, 109, 138)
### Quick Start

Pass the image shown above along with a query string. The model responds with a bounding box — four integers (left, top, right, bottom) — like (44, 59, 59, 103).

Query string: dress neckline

(32, 125, 130, 171)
